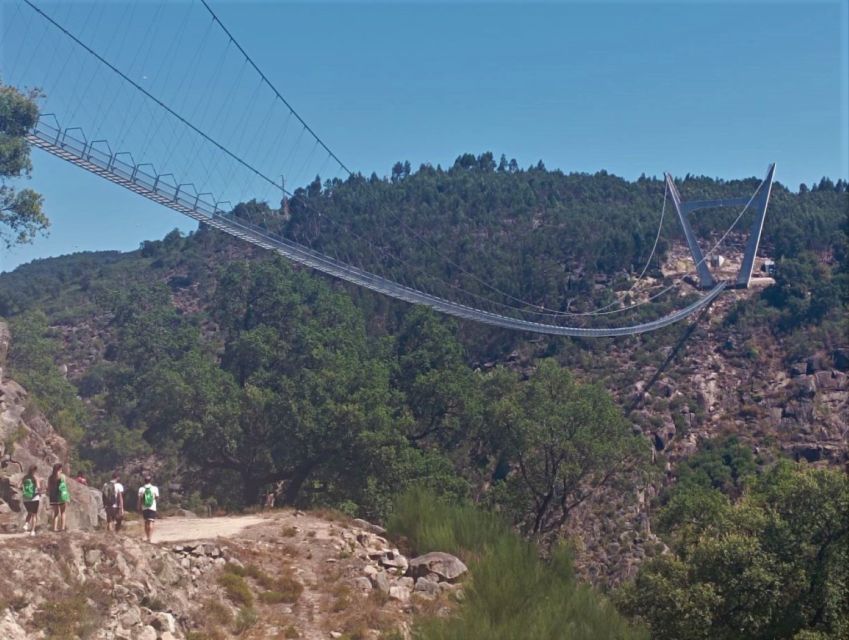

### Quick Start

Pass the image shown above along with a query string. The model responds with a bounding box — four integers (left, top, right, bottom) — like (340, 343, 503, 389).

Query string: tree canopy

(616, 451, 849, 640)
(0, 81, 48, 247)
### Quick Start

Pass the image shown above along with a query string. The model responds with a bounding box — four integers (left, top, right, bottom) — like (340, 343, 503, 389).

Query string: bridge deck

(27, 122, 726, 337)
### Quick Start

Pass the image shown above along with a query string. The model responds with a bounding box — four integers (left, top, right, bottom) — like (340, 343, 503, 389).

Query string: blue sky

(1, 0, 847, 272)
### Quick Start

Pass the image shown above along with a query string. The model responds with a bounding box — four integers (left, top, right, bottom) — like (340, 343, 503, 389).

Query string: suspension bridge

(3, 1, 775, 337)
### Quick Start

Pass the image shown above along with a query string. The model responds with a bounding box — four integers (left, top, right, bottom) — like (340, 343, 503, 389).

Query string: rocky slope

(552, 286, 849, 585)
(0, 510, 465, 640)
(464, 247, 844, 586)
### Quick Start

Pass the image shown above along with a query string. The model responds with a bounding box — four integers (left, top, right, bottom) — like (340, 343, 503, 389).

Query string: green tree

(1, 82, 48, 247)
(669, 435, 758, 497)
(489, 359, 648, 536)
(6, 310, 87, 450)
(394, 307, 483, 447)
(617, 461, 849, 639)
(181, 258, 461, 515)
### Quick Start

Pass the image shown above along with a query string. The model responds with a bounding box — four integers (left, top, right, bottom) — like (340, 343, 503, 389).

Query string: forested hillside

(239, 156, 847, 319)
(1, 160, 847, 639)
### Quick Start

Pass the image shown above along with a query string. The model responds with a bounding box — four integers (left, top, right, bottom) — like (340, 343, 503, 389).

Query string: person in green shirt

(138, 474, 160, 543)
(21, 464, 42, 536)
(47, 462, 70, 532)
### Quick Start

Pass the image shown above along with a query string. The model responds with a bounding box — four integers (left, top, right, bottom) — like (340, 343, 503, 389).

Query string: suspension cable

(198, 0, 352, 176)
(22, 0, 283, 194)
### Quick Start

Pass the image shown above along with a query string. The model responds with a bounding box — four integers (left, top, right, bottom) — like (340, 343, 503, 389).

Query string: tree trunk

(282, 461, 316, 505)
(242, 474, 262, 507)
(532, 490, 553, 535)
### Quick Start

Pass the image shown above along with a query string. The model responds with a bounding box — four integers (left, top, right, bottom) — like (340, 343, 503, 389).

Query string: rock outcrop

(408, 552, 468, 582)
(0, 510, 461, 639)
(0, 532, 204, 640)
(332, 520, 468, 606)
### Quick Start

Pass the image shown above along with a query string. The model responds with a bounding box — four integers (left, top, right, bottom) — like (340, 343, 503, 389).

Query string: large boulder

(408, 552, 468, 582)
(66, 477, 105, 530)
(352, 517, 387, 536)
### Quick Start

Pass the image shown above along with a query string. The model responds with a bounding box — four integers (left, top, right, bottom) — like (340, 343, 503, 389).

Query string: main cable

(198, 0, 352, 176)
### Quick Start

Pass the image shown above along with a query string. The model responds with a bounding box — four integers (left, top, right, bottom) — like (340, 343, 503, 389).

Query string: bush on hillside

(389, 489, 647, 640)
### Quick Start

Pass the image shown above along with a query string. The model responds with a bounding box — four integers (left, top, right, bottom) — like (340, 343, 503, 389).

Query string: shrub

(271, 573, 303, 603)
(332, 584, 353, 612)
(226, 563, 303, 603)
(233, 606, 258, 635)
(218, 572, 253, 607)
(203, 598, 233, 626)
(390, 489, 647, 640)
(387, 488, 503, 557)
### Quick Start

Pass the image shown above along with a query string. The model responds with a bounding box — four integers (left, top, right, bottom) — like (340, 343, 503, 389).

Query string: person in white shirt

(137, 474, 160, 543)
(102, 471, 124, 532)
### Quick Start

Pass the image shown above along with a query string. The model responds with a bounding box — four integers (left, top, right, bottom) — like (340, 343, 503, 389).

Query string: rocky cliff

(0, 320, 103, 532)
(552, 290, 849, 586)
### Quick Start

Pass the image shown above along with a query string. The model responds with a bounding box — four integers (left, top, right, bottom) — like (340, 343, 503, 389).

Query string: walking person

(138, 474, 159, 543)
(47, 462, 70, 532)
(21, 465, 42, 536)
(102, 471, 124, 532)
(262, 487, 275, 511)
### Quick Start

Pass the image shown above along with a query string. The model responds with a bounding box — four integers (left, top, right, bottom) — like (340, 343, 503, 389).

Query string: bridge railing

(33, 115, 227, 218)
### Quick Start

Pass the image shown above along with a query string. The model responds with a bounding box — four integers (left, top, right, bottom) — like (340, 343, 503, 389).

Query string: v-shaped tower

(665, 164, 776, 289)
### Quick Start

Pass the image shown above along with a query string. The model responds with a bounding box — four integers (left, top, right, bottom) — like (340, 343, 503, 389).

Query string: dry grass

(309, 507, 352, 525)
(331, 584, 353, 613)
(186, 630, 226, 640)
(233, 606, 258, 635)
(34, 580, 109, 640)
(222, 562, 304, 607)
(323, 584, 404, 638)
(411, 591, 452, 618)
(258, 582, 300, 604)
(187, 596, 231, 640)
(203, 598, 234, 626)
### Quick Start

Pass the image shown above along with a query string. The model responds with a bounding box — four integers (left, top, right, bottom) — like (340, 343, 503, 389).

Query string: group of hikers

(20, 464, 160, 542)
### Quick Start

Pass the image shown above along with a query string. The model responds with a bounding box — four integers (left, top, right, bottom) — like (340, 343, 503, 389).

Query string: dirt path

(152, 513, 267, 542)
(0, 513, 269, 543)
